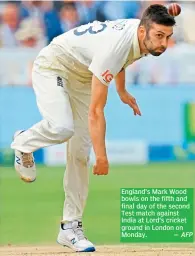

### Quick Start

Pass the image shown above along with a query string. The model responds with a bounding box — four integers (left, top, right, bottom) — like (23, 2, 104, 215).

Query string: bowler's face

(143, 23, 173, 56)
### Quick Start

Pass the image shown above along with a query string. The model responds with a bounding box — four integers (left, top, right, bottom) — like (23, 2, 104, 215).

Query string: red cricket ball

(168, 3, 181, 17)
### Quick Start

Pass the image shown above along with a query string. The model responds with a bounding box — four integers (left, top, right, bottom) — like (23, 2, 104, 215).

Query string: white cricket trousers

(11, 64, 92, 222)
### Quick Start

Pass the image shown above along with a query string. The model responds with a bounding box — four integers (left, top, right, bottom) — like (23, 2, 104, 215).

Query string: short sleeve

(88, 36, 129, 86)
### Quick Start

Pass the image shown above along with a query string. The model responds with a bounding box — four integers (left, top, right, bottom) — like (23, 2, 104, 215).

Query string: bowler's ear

(138, 25, 146, 36)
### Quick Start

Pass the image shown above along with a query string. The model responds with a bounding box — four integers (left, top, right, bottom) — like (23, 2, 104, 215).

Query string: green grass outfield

(0, 163, 195, 246)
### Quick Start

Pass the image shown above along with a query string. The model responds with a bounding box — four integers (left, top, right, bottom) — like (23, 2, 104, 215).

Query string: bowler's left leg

(57, 80, 95, 252)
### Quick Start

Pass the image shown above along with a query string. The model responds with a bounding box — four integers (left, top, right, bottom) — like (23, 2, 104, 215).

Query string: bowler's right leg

(11, 67, 74, 182)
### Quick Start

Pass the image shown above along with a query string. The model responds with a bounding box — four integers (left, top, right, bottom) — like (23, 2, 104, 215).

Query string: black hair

(139, 4, 176, 30)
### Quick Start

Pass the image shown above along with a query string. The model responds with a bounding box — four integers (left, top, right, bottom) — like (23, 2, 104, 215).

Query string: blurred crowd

(1, 1, 195, 86)
(0, 0, 195, 49)
(0, 0, 138, 48)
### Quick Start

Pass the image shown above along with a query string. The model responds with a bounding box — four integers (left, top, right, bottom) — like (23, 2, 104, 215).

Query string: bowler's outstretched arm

(88, 75, 109, 175)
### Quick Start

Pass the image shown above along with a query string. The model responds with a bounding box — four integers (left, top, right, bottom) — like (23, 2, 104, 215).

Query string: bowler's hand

(119, 91, 141, 116)
(93, 157, 109, 175)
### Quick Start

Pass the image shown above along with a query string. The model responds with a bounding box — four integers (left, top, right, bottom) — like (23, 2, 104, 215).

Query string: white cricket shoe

(57, 221, 95, 252)
(13, 131, 36, 183)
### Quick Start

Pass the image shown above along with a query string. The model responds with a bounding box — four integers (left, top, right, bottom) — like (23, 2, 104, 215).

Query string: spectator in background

(43, 1, 63, 43)
(75, 1, 105, 24)
(20, 1, 62, 44)
(15, 17, 45, 48)
(59, 2, 80, 32)
(20, 1, 43, 21)
(0, 3, 20, 47)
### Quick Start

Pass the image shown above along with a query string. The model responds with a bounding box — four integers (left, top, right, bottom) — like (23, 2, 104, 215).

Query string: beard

(143, 35, 166, 57)
(148, 50, 163, 56)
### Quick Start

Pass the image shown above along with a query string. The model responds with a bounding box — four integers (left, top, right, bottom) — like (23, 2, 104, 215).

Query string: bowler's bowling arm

(88, 75, 108, 161)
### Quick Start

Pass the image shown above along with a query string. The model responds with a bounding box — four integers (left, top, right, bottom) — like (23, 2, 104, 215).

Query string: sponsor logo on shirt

(112, 20, 128, 30)
(101, 70, 113, 83)
(112, 24, 126, 30)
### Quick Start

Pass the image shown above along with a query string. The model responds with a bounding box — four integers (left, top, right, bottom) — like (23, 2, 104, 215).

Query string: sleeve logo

(101, 70, 113, 83)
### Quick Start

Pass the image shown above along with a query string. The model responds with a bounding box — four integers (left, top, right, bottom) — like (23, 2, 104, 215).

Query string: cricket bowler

(11, 4, 176, 252)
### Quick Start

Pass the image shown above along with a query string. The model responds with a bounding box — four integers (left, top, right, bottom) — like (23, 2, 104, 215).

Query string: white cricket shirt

(34, 19, 146, 85)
